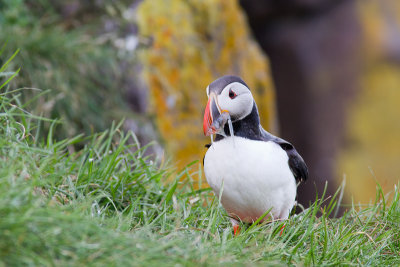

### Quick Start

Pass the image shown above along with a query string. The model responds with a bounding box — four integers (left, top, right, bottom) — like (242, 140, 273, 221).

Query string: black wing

(277, 139, 308, 183)
(260, 128, 308, 183)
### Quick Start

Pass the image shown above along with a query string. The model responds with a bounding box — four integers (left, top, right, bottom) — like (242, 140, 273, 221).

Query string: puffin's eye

(229, 89, 237, 99)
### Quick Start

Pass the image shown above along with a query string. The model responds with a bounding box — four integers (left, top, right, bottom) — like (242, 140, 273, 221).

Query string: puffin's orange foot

(233, 225, 241, 236)
(279, 224, 286, 236)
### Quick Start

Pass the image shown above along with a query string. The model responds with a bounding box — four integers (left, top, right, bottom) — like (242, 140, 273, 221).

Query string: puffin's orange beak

(203, 93, 221, 136)
(203, 97, 213, 135)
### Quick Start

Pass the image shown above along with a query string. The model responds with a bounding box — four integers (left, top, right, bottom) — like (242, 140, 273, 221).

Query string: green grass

(1, 52, 399, 266)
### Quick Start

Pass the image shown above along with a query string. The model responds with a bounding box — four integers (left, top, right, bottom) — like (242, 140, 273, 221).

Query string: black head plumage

(208, 75, 249, 96)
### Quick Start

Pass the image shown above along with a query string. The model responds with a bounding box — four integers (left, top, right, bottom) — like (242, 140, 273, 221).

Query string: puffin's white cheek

(244, 95, 254, 117)
(216, 96, 230, 113)
(231, 95, 253, 120)
(217, 93, 253, 119)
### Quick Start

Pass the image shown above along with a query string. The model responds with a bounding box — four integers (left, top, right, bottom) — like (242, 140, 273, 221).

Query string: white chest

(203, 136, 297, 222)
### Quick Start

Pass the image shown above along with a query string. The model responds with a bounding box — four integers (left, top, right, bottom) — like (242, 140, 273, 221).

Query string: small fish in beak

(211, 111, 230, 136)
(203, 93, 229, 136)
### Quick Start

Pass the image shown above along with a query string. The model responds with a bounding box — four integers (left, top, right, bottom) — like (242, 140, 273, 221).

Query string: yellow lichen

(137, 0, 276, 169)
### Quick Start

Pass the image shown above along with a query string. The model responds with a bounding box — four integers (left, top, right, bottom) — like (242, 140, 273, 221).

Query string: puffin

(202, 75, 308, 235)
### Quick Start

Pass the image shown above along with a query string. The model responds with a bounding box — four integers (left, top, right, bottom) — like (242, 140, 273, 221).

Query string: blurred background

(1, 0, 399, 207)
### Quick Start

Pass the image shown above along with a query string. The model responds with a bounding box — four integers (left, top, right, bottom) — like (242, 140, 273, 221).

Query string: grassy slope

(1, 55, 399, 266)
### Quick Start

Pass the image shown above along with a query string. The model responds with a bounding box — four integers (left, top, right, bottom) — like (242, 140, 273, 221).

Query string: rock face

(241, 0, 400, 205)
(137, 0, 276, 169)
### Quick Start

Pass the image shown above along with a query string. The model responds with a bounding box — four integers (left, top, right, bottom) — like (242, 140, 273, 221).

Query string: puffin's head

(203, 75, 254, 136)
